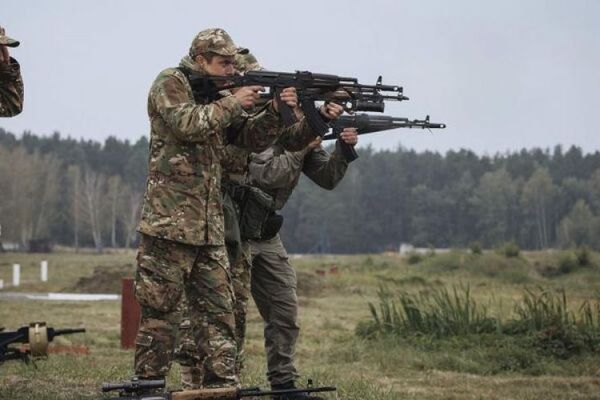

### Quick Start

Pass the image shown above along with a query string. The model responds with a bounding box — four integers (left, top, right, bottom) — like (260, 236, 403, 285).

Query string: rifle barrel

(240, 386, 337, 397)
(102, 379, 165, 393)
(48, 327, 86, 341)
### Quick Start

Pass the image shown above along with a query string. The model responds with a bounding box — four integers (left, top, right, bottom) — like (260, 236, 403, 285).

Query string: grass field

(1, 249, 600, 399)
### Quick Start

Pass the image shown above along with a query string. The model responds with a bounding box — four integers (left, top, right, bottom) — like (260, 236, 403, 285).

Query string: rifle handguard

(353, 101, 385, 113)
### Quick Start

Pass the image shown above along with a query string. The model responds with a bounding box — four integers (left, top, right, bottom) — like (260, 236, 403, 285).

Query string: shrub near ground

(1, 250, 600, 399)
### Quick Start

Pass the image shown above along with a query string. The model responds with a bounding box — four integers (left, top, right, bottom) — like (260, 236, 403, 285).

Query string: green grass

(1, 250, 600, 399)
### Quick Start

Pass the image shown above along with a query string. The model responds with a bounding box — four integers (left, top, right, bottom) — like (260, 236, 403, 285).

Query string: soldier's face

(197, 55, 236, 77)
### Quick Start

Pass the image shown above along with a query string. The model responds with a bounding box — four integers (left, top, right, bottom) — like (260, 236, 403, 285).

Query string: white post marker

(12, 264, 20, 287)
(0, 279, 4, 289)
(41, 260, 48, 282)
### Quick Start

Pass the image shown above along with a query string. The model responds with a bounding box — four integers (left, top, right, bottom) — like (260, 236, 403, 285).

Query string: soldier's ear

(195, 55, 207, 68)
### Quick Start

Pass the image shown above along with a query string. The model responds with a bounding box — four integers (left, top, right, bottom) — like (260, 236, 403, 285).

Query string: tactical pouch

(222, 191, 242, 263)
(223, 181, 277, 241)
(238, 186, 276, 240)
(260, 213, 284, 240)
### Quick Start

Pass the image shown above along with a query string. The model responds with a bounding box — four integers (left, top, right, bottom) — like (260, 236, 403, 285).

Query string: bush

(508, 288, 572, 333)
(469, 241, 483, 255)
(558, 252, 579, 275)
(426, 245, 436, 257)
(575, 246, 592, 267)
(505, 288, 600, 357)
(360, 285, 600, 359)
(406, 252, 423, 265)
(361, 285, 498, 338)
(497, 241, 520, 258)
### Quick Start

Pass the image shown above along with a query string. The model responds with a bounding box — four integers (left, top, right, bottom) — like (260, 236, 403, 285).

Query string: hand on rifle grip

(234, 85, 264, 109)
(319, 102, 344, 120)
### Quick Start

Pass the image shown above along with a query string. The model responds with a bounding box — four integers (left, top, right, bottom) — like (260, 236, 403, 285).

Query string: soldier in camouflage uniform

(0, 27, 23, 117)
(134, 28, 316, 389)
(230, 54, 355, 398)
(176, 51, 345, 389)
(225, 54, 358, 398)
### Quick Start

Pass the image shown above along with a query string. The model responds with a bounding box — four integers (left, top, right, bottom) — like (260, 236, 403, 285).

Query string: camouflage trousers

(249, 234, 300, 385)
(133, 234, 237, 388)
(176, 241, 252, 388)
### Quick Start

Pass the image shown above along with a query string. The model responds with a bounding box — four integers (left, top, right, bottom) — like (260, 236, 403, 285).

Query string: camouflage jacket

(220, 116, 319, 185)
(0, 58, 23, 117)
(248, 140, 351, 210)
(138, 57, 313, 246)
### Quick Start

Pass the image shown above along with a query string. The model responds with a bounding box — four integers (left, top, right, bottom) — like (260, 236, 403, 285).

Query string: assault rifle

(184, 69, 408, 136)
(326, 114, 446, 139)
(0, 322, 86, 364)
(323, 114, 446, 161)
(101, 378, 336, 400)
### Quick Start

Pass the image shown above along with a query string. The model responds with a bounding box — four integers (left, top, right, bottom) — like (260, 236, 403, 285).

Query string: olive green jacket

(248, 140, 351, 210)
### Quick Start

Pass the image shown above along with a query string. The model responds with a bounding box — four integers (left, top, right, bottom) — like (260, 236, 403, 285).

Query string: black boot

(271, 381, 325, 400)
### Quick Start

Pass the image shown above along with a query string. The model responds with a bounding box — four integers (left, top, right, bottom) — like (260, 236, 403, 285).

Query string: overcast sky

(1, 0, 599, 154)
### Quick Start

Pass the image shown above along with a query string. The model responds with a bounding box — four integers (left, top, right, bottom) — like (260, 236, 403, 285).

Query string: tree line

(1, 128, 600, 253)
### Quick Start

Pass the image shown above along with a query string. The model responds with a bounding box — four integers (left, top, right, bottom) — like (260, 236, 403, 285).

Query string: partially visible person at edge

(0, 26, 23, 117)
(175, 50, 346, 389)
(134, 28, 318, 390)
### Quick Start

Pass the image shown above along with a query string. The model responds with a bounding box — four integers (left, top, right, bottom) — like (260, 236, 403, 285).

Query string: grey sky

(1, 0, 599, 154)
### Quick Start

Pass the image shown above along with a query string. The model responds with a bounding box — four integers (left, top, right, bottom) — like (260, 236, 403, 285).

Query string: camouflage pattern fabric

(220, 144, 252, 185)
(137, 52, 316, 247)
(135, 29, 287, 388)
(0, 58, 23, 117)
(134, 234, 236, 387)
(0, 27, 20, 47)
(164, 47, 314, 389)
(189, 28, 248, 59)
(234, 52, 262, 72)
(175, 242, 251, 388)
(230, 241, 252, 375)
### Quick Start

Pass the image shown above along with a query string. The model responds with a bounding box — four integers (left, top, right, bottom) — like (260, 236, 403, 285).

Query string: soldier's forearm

(302, 146, 349, 190)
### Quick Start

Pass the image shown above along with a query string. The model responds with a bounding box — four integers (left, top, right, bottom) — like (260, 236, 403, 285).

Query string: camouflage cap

(235, 52, 262, 73)
(189, 28, 248, 59)
(0, 27, 19, 47)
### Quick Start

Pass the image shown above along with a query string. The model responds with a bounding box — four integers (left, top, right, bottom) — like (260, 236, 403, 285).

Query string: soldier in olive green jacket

(0, 27, 23, 117)
(246, 131, 357, 399)
(134, 28, 315, 389)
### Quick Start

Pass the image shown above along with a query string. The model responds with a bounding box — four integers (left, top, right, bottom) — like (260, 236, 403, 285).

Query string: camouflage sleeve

(231, 102, 281, 152)
(232, 102, 317, 153)
(301, 140, 350, 190)
(248, 147, 308, 190)
(274, 117, 318, 152)
(150, 69, 244, 143)
(0, 58, 24, 117)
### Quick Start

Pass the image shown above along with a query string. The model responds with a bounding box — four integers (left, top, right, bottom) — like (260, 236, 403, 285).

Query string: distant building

(399, 243, 451, 255)
(0, 241, 21, 252)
